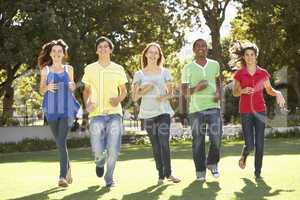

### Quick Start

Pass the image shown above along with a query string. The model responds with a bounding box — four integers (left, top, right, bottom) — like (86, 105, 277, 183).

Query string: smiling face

(50, 45, 65, 63)
(193, 39, 208, 59)
(96, 41, 112, 58)
(145, 45, 161, 65)
(243, 49, 257, 66)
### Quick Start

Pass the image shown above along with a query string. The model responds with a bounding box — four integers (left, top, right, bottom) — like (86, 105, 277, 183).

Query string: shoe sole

(58, 181, 68, 187)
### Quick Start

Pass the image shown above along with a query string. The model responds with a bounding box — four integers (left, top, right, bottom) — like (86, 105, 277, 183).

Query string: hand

(241, 87, 254, 95)
(68, 81, 76, 91)
(156, 95, 166, 102)
(140, 83, 154, 93)
(85, 101, 96, 113)
(276, 91, 285, 108)
(213, 91, 221, 102)
(195, 80, 209, 91)
(47, 83, 58, 93)
(109, 97, 120, 107)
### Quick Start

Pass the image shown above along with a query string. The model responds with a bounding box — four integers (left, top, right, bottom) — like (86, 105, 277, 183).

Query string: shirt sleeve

(118, 68, 128, 86)
(132, 71, 141, 85)
(264, 70, 271, 80)
(233, 70, 241, 82)
(215, 62, 220, 77)
(164, 69, 173, 82)
(181, 65, 190, 84)
(81, 68, 91, 86)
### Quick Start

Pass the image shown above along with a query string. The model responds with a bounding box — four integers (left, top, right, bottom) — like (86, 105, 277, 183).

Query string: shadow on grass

(8, 187, 65, 200)
(60, 185, 110, 200)
(122, 184, 170, 200)
(1, 138, 300, 163)
(234, 178, 295, 200)
(169, 181, 221, 200)
(8, 186, 110, 200)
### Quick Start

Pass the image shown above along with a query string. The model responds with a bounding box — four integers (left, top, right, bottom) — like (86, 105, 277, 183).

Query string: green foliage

(0, 0, 188, 125)
(231, 0, 300, 116)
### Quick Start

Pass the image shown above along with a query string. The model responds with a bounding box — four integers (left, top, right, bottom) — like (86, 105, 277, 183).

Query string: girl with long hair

(132, 42, 180, 185)
(38, 39, 79, 187)
(232, 42, 286, 179)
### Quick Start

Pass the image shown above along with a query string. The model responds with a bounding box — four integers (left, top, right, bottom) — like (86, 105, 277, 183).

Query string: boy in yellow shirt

(82, 36, 127, 187)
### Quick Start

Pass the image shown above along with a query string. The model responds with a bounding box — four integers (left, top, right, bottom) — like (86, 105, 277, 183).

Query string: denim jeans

(144, 114, 172, 179)
(189, 108, 222, 173)
(48, 117, 73, 179)
(241, 112, 266, 176)
(89, 114, 123, 185)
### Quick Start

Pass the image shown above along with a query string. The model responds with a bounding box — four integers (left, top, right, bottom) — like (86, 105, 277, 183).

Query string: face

(243, 49, 257, 66)
(96, 41, 112, 57)
(145, 45, 160, 64)
(50, 45, 65, 62)
(193, 40, 208, 58)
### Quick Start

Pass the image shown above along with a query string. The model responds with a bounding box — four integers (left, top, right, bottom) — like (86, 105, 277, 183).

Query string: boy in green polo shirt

(181, 38, 222, 182)
(82, 36, 128, 187)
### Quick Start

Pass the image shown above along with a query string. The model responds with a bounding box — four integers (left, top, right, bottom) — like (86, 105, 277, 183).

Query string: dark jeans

(144, 114, 172, 179)
(189, 108, 222, 172)
(241, 112, 266, 176)
(48, 117, 73, 179)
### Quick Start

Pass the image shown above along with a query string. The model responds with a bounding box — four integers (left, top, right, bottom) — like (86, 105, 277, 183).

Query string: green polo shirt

(181, 59, 220, 113)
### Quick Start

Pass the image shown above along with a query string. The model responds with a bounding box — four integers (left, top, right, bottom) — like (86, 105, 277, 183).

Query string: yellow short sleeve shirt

(82, 61, 128, 117)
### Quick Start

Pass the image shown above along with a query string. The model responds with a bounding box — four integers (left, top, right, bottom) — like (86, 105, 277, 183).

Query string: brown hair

(37, 39, 69, 69)
(141, 42, 165, 68)
(229, 41, 259, 69)
(95, 36, 114, 51)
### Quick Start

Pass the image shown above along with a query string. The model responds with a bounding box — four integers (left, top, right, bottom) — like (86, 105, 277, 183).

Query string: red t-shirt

(234, 66, 270, 113)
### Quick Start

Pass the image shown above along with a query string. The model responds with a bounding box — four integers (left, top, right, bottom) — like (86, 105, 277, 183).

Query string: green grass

(0, 138, 299, 200)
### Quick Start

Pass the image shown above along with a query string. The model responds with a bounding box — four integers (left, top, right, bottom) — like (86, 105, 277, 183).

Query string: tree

(231, 0, 300, 113)
(175, 0, 232, 66)
(0, 0, 186, 125)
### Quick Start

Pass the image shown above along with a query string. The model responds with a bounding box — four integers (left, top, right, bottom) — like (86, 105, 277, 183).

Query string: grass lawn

(0, 138, 299, 200)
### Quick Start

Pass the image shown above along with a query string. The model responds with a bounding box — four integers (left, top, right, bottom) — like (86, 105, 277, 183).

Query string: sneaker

(157, 179, 164, 185)
(66, 168, 73, 184)
(96, 166, 104, 177)
(58, 178, 68, 187)
(106, 181, 116, 188)
(210, 167, 220, 178)
(167, 175, 181, 183)
(255, 173, 262, 180)
(196, 171, 206, 181)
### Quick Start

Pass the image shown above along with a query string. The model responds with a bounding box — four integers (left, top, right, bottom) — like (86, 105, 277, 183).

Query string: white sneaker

(196, 171, 206, 181)
(210, 168, 220, 178)
(157, 179, 164, 185)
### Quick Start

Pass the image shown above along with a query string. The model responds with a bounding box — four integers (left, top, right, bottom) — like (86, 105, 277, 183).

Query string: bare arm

(232, 79, 254, 97)
(110, 84, 128, 107)
(39, 68, 57, 94)
(264, 79, 285, 108)
(232, 79, 241, 97)
(132, 83, 154, 102)
(214, 75, 221, 101)
(66, 65, 76, 91)
(156, 81, 173, 102)
(181, 80, 208, 98)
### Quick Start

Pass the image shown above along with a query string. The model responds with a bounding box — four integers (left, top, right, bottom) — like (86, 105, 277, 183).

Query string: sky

(178, 2, 240, 60)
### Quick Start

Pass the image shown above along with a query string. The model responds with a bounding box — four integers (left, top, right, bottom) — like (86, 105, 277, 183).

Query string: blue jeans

(189, 108, 222, 172)
(241, 112, 266, 176)
(89, 114, 123, 185)
(144, 114, 172, 179)
(48, 117, 73, 179)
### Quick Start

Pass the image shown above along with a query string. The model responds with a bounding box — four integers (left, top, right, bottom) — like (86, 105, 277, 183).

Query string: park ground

(0, 138, 300, 200)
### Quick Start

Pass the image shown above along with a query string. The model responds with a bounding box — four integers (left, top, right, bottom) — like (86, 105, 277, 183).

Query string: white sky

(178, 2, 240, 60)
